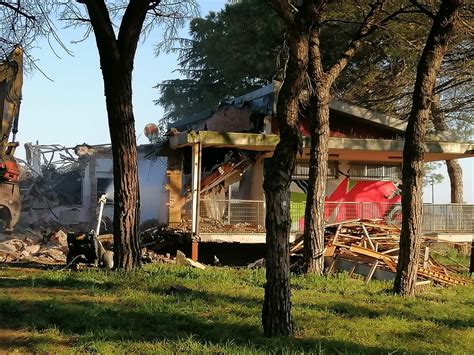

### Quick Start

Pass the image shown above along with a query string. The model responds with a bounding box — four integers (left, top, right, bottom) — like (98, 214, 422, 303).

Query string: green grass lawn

(0, 263, 472, 353)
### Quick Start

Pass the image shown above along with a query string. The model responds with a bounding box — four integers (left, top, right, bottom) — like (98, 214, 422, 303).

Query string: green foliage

(0, 264, 473, 353)
(156, 0, 473, 140)
(155, 0, 285, 123)
(424, 162, 444, 186)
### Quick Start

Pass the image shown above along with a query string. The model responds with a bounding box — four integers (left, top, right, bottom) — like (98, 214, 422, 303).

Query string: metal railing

(199, 199, 474, 233)
(200, 199, 265, 227)
(421, 204, 474, 232)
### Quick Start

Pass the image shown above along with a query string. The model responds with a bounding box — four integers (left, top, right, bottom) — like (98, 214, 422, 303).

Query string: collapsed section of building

(19, 143, 168, 232)
(156, 82, 473, 260)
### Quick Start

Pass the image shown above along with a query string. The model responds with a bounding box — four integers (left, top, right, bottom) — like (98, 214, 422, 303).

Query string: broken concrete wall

(20, 143, 169, 231)
(184, 106, 255, 133)
(232, 156, 264, 201)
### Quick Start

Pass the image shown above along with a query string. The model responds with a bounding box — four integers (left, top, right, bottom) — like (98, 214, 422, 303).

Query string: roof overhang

(169, 131, 474, 162)
(329, 100, 407, 133)
(169, 131, 279, 151)
(313, 137, 474, 162)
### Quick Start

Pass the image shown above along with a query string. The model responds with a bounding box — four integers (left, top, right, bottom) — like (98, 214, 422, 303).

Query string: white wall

(81, 152, 169, 226)
(138, 153, 168, 224)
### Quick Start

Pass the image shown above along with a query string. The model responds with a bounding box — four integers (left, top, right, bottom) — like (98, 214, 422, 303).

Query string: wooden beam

(365, 260, 379, 284)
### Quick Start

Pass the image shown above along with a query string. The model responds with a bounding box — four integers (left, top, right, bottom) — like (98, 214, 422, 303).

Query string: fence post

(228, 186, 232, 225)
(445, 204, 449, 232)
(255, 201, 262, 225)
(456, 204, 460, 231)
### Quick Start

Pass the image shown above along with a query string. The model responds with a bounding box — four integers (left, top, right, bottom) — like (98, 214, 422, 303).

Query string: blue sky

(16, 0, 473, 203)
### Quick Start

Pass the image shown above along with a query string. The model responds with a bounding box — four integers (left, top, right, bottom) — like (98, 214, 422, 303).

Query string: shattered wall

(19, 143, 169, 232)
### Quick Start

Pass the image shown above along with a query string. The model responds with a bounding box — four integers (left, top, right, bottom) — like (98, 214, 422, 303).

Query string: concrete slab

(169, 130, 474, 162)
(433, 233, 474, 243)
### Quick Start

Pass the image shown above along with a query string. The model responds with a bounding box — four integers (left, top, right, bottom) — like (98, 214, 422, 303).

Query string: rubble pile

(141, 248, 175, 264)
(0, 230, 67, 264)
(171, 218, 265, 233)
(290, 219, 469, 286)
(0, 225, 206, 269)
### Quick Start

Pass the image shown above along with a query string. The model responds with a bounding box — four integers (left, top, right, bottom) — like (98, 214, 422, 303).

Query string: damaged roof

(170, 81, 407, 133)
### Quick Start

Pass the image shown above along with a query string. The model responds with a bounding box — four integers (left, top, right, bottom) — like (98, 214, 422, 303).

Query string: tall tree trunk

(446, 160, 463, 203)
(83, 0, 150, 271)
(394, 0, 461, 296)
(104, 71, 141, 271)
(302, 0, 386, 274)
(431, 94, 464, 203)
(303, 85, 330, 274)
(262, 6, 310, 337)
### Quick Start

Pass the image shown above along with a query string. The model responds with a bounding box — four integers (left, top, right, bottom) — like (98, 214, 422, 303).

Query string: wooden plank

(365, 260, 379, 284)
(381, 247, 400, 255)
(349, 245, 396, 264)
(327, 254, 341, 274)
(325, 219, 360, 227)
(332, 224, 343, 244)
(324, 245, 336, 257)
(423, 247, 430, 269)
(417, 267, 467, 286)
(384, 260, 397, 272)
(360, 224, 376, 250)
(415, 280, 431, 287)
(348, 260, 358, 277)
(290, 240, 303, 254)
(337, 233, 362, 239)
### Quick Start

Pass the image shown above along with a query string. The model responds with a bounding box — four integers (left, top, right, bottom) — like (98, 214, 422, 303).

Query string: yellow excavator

(0, 47, 23, 231)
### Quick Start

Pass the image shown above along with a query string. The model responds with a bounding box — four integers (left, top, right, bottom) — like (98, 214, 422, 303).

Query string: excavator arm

(0, 46, 22, 147)
(0, 47, 23, 230)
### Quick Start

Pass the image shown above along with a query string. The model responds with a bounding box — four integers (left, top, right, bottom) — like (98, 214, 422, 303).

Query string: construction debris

(0, 230, 67, 264)
(176, 250, 206, 269)
(247, 258, 265, 269)
(290, 219, 469, 286)
(171, 218, 265, 234)
(141, 248, 174, 264)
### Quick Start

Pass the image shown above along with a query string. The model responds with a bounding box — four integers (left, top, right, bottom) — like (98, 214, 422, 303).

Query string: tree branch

(410, 0, 435, 19)
(327, 0, 389, 80)
(0, 1, 36, 20)
(80, 0, 120, 69)
(266, 0, 296, 25)
(117, 0, 157, 70)
(307, 1, 327, 81)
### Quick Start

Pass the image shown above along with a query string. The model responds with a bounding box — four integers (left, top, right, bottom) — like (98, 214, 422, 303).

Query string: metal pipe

(96, 194, 107, 235)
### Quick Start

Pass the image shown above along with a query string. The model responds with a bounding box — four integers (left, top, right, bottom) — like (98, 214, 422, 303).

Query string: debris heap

(290, 219, 469, 286)
(0, 230, 67, 264)
(170, 218, 265, 234)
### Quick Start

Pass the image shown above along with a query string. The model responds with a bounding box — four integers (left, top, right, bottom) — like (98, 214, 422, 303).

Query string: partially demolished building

(20, 143, 167, 231)
(17, 82, 474, 262)
(158, 82, 474, 259)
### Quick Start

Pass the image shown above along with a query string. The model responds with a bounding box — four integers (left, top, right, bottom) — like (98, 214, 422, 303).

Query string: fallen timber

(290, 219, 469, 287)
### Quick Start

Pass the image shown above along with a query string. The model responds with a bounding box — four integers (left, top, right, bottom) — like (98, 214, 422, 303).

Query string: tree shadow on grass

(0, 279, 395, 354)
(301, 300, 474, 330)
(1, 261, 58, 270)
(152, 286, 264, 310)
(0, 274, 121, 292)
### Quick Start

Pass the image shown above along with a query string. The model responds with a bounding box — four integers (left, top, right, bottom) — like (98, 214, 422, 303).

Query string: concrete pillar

(190, 141, 202, 261)
(166, 152, 183, 226)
